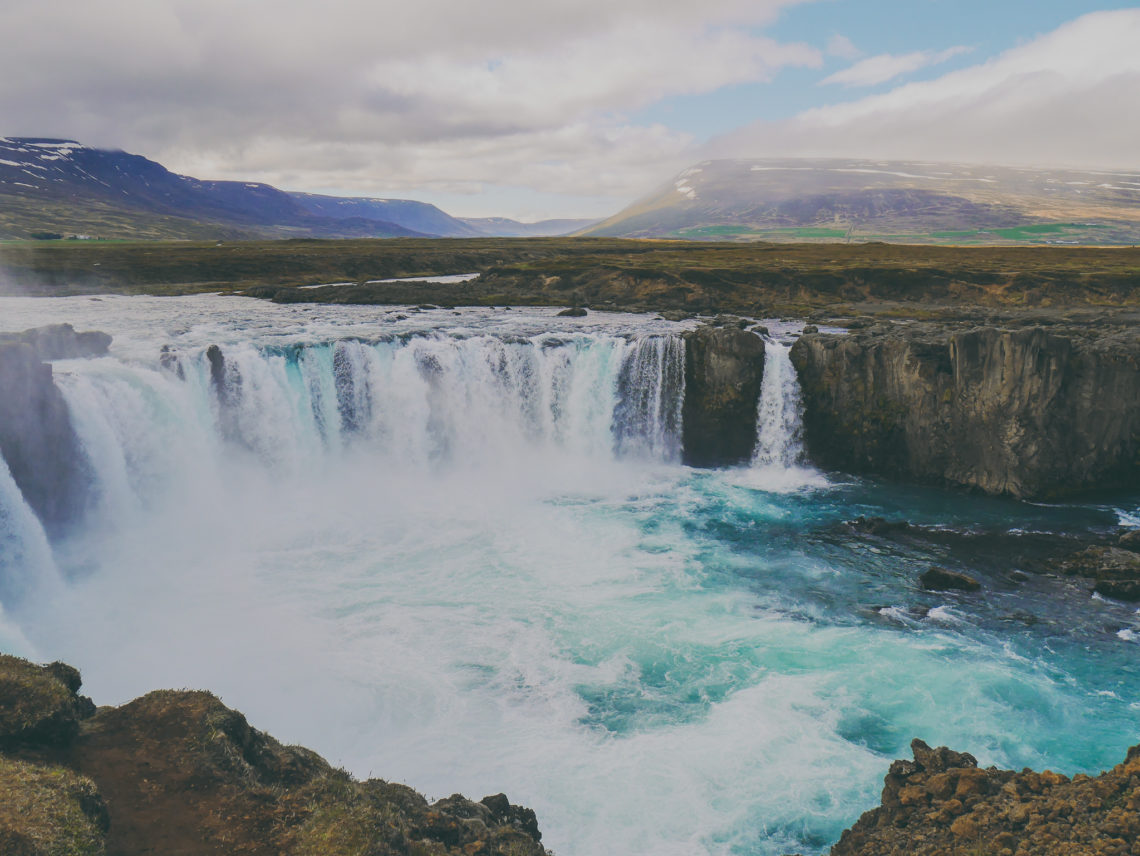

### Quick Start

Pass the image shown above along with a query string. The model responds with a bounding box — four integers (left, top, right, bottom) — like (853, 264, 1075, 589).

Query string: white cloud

(826, 34, 862, 60)
(0, 0, 821, 217)
(821, 46, 971, 87)
(714, 10, 1140, 171)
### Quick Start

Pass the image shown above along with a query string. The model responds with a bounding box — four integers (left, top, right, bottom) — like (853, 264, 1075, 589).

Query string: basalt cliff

(790, 319, 1140, 499)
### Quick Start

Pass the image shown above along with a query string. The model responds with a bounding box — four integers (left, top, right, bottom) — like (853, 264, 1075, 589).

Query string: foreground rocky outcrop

(681, 321, 766, 466)
(832, 738, 1140, 856)
(790, 321, 1140, 498)
(0, 324, 109, 538)
(0, 655, 547, 856)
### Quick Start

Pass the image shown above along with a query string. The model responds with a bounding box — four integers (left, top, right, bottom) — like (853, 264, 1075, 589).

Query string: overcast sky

(1, 1, 1137, 219)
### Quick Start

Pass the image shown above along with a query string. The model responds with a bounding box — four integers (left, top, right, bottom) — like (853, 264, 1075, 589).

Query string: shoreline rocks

(0, 655, 548, 856)
(832, 738, 1140, 856)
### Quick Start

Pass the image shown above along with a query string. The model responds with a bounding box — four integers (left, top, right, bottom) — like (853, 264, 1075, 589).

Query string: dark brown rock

(920, 567, 982, 592)
(1094, 579, 1140, 602)
(1118, 529, 1140, 551)
(831, 739, 1140, 856)
(556, 306, 587, 317)
(1057, 546, 1140, 581)
(681, 324, 766, 466)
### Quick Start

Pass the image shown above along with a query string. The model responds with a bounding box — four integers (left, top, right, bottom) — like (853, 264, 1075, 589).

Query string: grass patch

(0, 758, 107, 855)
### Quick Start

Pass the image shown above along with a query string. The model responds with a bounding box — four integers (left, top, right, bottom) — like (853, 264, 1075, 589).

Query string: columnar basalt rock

(790, 323, 1140, 498)
(681, 322, 767, 467)
(0, 343, 90, 537)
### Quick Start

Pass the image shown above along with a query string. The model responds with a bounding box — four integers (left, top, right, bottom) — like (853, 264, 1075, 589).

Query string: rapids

(1, 295, 1138, 856)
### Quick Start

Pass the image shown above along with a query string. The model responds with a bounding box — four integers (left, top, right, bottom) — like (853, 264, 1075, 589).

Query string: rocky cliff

(790, 321, 1140, 498)
(832, 738, 1140, 856)
(0, 655, 547, 856)
(0, 324, 108, 538)
(681, 321, 766, 467)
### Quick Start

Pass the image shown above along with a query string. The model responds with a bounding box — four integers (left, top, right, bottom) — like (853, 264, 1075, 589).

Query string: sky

(1, 1, 1138, 220)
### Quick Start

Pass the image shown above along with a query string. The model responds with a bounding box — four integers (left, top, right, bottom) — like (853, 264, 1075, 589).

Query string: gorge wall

(790, 321, 1140, 498)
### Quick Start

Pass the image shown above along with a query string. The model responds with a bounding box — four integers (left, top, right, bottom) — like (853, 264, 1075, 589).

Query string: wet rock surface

(831, 738, 1140, 856)
(920, 566, 982, 592)
(0, 335, 96, 540)
(681, 322, 766, 467)
(0, 324, 111, 361)
(0, 655, 548, 856)
(790, 321, 1140, 499)
(1055, 546, 1140, 603)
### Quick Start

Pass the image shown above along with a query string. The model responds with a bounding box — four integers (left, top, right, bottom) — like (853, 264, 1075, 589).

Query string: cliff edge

(791, 321, 1140, 498)
(0, 654, 547, 856)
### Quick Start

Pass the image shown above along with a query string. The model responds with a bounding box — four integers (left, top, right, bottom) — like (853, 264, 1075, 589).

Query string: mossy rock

(0, 656, 92, 749)
(0, 757, 108, 855)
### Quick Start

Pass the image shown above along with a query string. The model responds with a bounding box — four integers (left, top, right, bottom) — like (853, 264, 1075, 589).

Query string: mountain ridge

(583, 157, 1140, 244)
(0, 138, 593, 241)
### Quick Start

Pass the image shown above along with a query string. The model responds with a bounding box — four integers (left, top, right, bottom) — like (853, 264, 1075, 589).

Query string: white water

(753, 342, 804, 469)
(2, 297, 1138, 856)
(735, 339, 827, 493)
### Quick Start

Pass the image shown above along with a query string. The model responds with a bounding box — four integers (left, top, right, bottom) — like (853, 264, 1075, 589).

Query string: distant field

(666, 222, 1132, 246)
(3, 237, 1139, 315)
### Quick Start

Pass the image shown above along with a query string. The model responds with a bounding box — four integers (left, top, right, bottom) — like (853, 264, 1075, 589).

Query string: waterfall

(0, 455, 60, 610)
(751, 341, 808, 471)
(177, 333, 688, 468)
(0, 331, 690, 557)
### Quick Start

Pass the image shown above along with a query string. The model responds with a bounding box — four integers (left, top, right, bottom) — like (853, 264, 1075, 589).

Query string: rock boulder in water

(920, 566, 981, 592)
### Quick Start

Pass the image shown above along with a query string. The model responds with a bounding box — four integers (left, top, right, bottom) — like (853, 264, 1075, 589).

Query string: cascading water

(2, 296, 1140, 856)
(752, 341, 805, 468)
(156, 331, 687, 472)
(736, 337, 824, 492)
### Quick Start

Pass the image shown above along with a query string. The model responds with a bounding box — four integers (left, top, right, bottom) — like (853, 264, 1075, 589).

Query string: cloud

(825, 34, 862, 61)
(0, 0, 820, 216)
(712, 9, 1140, 171)
(821, 46, 970, 87)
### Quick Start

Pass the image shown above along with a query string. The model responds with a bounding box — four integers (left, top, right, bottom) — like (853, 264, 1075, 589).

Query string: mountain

(0, 138, 588, 241)
(458, 217, 600, 237)
(583, 158, 1140, 244)
(288, 192, 480, 237)
(0, 137, 433, 240)
(288, 197, 598, 238)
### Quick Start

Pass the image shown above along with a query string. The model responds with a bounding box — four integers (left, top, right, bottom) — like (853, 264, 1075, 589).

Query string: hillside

(0, 138, 587, 241)
(583, 158, 1140, 244)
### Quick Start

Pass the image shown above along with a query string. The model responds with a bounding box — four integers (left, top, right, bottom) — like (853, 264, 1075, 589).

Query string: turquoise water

(0, 296, 1137, 856)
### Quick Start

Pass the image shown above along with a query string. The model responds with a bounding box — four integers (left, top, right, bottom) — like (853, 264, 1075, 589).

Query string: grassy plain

(3, 237, 1139, 316)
